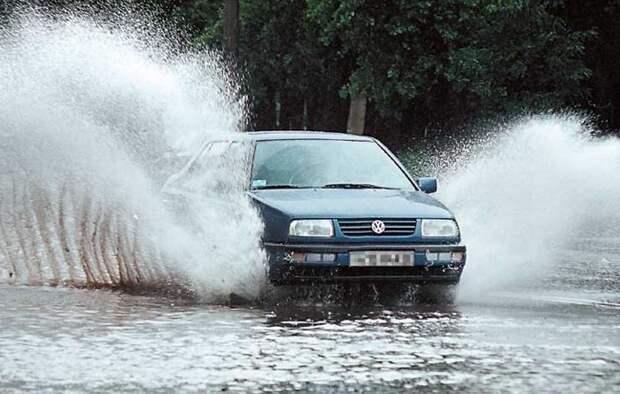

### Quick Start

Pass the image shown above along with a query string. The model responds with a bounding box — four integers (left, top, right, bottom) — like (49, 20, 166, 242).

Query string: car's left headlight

(421, 219, 459, 237)
(289, 219, 334, 237)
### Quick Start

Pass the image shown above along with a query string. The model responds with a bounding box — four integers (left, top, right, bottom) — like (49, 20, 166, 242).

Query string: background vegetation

(2, 0, 619, 146)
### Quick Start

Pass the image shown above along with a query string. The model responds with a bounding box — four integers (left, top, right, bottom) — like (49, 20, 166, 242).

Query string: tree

(346, 94, 367, 134)
(197, 1, 350, 131)
(222, 0, 239, 55)
(307, 0, 592, 141)
(563, 0, 620, 130)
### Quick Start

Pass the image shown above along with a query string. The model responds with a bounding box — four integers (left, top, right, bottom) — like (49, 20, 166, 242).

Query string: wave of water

(434, 115, 620, 300)
(2, 12, 618, 306)
(0, 12, 266, 301)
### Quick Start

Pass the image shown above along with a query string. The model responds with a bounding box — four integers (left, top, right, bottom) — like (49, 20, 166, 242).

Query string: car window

(187, 141, 230, 174)
(251, 139, 414, 190)
(165, 140, 249, 196)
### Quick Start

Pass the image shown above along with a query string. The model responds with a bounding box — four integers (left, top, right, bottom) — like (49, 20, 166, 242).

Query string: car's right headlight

(289, 219, 334, 237)
(421, 219, 459, 237)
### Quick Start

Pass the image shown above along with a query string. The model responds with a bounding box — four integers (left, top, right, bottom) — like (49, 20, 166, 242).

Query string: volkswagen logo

(371, 220, 386, 234)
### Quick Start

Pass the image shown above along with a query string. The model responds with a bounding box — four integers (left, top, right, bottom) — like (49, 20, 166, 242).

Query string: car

(165, 131, 466, 297)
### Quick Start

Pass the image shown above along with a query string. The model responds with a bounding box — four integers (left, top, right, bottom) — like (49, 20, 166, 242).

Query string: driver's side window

(173, 140, 249, 195)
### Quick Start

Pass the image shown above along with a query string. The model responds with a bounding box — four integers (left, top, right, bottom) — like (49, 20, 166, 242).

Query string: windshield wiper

(321, 183, 397, 190)
(253, 184, 306, 190)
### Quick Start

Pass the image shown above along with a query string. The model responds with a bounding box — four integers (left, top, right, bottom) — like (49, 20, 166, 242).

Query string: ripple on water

(1, 284, 619, 393)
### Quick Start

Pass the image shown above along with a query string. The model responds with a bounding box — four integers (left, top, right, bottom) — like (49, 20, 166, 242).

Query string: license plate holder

(349, 251, 415, 267)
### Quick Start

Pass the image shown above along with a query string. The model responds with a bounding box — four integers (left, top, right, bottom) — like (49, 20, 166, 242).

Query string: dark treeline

(2, 0, 619, 145)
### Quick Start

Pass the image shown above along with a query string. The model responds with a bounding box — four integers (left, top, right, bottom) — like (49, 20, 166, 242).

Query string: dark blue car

(167, 131, 466, 291)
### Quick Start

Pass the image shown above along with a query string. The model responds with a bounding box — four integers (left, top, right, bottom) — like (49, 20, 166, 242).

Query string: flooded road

(1, 236, 619, 393)
(0, 11, 619, 394)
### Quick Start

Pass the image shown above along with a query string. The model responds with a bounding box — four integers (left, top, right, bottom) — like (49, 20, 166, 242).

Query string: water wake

(435, 116, 620, 300)
(0, 12, 266, 301)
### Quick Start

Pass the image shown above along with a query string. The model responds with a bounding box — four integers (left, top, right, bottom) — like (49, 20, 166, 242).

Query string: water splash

(0, 12, 266, 301)
(434, 115, 620, 300)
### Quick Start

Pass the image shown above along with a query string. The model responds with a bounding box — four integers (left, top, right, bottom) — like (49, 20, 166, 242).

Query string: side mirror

(416, 177, 437, 194)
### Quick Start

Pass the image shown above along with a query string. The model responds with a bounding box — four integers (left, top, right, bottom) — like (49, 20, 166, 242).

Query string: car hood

(248, 189, 454, 219)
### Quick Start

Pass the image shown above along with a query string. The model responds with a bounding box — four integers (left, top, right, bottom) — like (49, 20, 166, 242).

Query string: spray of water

(0, 12, 266, 301)
(434, 115, 620, 300)
(2, 10, 618, 306)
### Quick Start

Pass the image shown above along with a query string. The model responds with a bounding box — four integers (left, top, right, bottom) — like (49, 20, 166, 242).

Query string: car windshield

(251, 139, 415, 190)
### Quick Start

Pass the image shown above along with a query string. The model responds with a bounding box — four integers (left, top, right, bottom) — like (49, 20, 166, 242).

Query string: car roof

(217, 130, 375, 142)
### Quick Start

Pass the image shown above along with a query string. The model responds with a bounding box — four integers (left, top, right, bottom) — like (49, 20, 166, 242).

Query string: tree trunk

(346, 94, 367, 135)
(275, 90, 281, 128)
(223, 0, 239, 56)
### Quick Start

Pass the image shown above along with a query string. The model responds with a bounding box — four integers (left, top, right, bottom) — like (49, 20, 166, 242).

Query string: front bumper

(265, 242, 466, 285)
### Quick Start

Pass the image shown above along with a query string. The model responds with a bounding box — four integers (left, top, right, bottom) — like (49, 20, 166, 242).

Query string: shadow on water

(259, 283, 459, 307)
(263, 297, 462, 327)
(106, 282, 461, 312)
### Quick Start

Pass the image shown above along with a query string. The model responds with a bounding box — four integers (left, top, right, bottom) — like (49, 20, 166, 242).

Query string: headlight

(289, 219, 334, 237)
(421, 219, 459, 237)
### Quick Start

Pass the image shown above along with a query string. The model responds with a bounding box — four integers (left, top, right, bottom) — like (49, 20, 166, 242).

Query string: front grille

(337, 218, 417, 237)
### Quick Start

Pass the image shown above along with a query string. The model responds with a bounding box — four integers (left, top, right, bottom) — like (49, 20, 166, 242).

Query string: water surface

(2, 238, 618, 393)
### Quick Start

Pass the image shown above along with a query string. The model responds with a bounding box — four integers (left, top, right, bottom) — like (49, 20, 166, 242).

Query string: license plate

(349, 251, 415, 267)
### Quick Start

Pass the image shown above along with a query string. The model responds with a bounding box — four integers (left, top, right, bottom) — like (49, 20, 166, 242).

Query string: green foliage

(187, 1, 224, 46)
(7, 0, 610, 138)
(562, 0, 620, 130)
(306, 0, 592, 123)
(195, 1, 349, 130)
